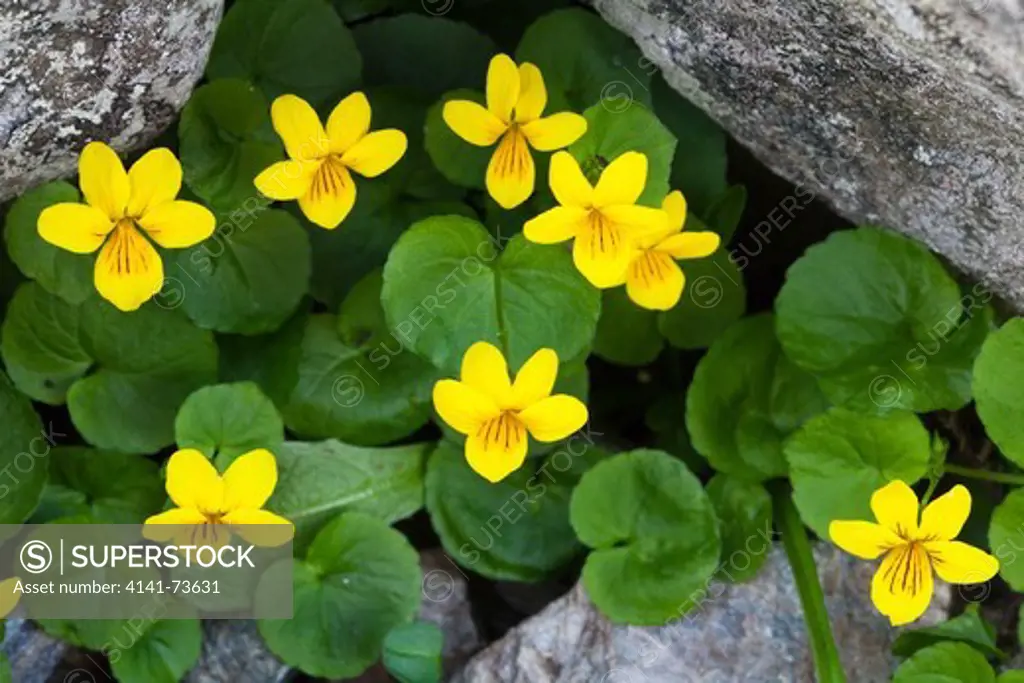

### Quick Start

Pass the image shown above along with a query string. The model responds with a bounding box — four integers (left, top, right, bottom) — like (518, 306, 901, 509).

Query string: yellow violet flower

(432, 342, 588, 483)
(37, 142, 215, 312)
(144, 448, 293, 547)
(523, 150, 668, 288)
(443, 53, 587, 209)
(829, 480, 998, 626)
(625, 190, 721, 310)
(255, 92, 407, 229)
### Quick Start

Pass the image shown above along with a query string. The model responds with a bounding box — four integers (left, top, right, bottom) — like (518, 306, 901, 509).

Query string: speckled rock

(591, 0, 1024, 311)
(0, 0, 222, 201)
(451, 545, 952, 683)
(186, 620, 291, 683)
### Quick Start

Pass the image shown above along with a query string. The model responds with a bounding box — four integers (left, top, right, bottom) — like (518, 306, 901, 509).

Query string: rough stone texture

(0, 0, 223, 201)
(451, 545, 952, 683)
(419, 548, 485, 675)
(1, 618, 105, 683)
(591, 0, 1024, 311)
(186, 620, 291, 683)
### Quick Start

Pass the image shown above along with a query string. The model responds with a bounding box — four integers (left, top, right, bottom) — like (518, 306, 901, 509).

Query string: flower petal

(223, 509, 295, 547)
(222, 448, 278, 511)
(37, 203, 112, 254)
(165, 449, 223, 513)
(626, 251, 685, 311)
(341, 129, 407, 178)
(656, 232, 722, 260)
(126, 148, 182, 218)
(572, 216, 631, 288)
(433, 379, 501, 434)
(601, 205, 669, 236)
(925, 540, 999, 585)
(662, 190, 687, 231)
(871, 544, 934, 626)
(871, 479, 920, 537)
(514, 62, 546, 123)
(298, 159, 356, 229)
(486, 129, 535, 209)
(326, 91, 371, 155)
(254, 159, 317, 200)
(593, 151, 647, 208)
(93, 223, 165, 312)
(271, 94, 329, 161)
(465, 414, 529, 483)
(442, 100, 507, 147)
(523, 206, 587, 245)
(137, 200, 215, 249)
(548, 151, 593, 208)
(0, 577, 21, 619)
(79, 141, 130, 220)
(517, 395, 588, 442)
(509, 348, 558, 410)
(828, 520, 902, 560)
(919, 484, 971, 542)
(460, 341, 512, 402)
(486, 53, 520, 124)
(521, 112, 587, 152)
(143, 507, 207, 544)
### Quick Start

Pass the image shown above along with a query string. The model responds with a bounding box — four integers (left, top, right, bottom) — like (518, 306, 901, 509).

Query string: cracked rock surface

(0, 0, 222, 201)
(591, 0, 1024, 312)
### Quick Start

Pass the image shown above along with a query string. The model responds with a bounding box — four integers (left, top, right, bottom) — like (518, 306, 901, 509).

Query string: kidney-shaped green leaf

(570, 449, 721, 625)
(175, 382, 284, 465)
(973, 318, 1024, 468)
(0, 370, 47, 523)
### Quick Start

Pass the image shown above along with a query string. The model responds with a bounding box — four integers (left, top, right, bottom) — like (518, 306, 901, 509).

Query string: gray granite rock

(591, 0, 1024, 311)
(2, 618, 105, 683)
(186, 620, 291, 683)
(451, 545, 952, 683)
(0, 0, 222, 201)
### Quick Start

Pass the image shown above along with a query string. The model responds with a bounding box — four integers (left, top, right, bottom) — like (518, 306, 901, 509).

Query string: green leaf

(283, 278, 436, 444)
(776, 227, 993, 414)
(987, 488, 1024, 590)
(178, 79, 283, 212)
(516, 8, 652, 112)
(109, 619, 203, 683)
(381, 215, 600, 374)
(306, 197, 476, 309)
(258, 512, 421, 678)
(651, 74, 729, 216)
(353, 15, 497, 99)
(382, 621, 443, 683)
(207, 0, 362, 107)
(425, 440, 583, 581)
(32, 447, 163, 524)
(1, 281, 91, 404)
(175, 382, 284, 465)
(706, 474, 773, 583)
(424, 90, 492, 191)
(973, 318, 1024, 468)
(657, 250, 746, 350)
(267, 439, 428, 549)
(170, 209, 311, 334)
(592, 287, 663, 366)
(999, 673, 1024, 683)
(0, 370, 47, 523)
(3, 181, 93, 304)
(784, 407, 931, 538)
(217, 307, 307, 409)
(570, 449, 721, 624)
(69, 298, 219, 453)
(892, 607, 1003, 660)
(892, 642, 995, 683)
(687, 315, 829, 481)
(567, 103, 676, 207)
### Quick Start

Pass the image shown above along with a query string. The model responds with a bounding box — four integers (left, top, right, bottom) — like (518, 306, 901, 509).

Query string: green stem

(770, 482, 847, 683)
(943, 464, 1024, 486)
(920, 475, 940, 506)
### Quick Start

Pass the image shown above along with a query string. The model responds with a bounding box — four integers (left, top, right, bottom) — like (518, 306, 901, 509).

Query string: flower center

(309, 155, 351, 202)
(586, 211, 620, 258)
(477, 411, 526, 453)
(631, 250, 673, 285)
(883, 542, 927, 596)
(491, 128, 531, 181)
